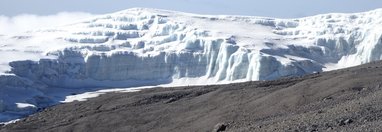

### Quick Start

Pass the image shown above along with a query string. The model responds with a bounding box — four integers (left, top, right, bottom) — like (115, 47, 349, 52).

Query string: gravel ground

(2, 61, 382, 132)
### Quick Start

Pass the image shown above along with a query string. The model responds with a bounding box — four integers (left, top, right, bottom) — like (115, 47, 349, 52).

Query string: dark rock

(163, 97, 177, 104)
(352, 87, 364, 91)
(344, 119, 353, 124)
(213, 123, 227, 132)
(306, 124, 318, 131)
(338, 119, 353, 126)
(323, 97, 332, 101)
(317, 110, 324, 114)
(225, 36, 236, 44)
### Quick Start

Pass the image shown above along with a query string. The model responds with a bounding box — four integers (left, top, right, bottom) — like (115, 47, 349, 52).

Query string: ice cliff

(1, 8, 382, 122)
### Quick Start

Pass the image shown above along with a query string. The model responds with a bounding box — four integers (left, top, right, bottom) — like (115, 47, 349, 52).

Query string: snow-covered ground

(1, 8, 382, 122)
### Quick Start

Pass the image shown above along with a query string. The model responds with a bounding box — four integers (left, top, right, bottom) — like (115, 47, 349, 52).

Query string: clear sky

(1, 0, 382, 18)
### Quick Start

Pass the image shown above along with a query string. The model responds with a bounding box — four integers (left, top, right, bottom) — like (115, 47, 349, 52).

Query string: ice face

(1, 8, 382, 122)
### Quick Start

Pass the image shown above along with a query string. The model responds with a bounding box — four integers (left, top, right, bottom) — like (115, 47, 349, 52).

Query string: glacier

(1, 8, 382, 122)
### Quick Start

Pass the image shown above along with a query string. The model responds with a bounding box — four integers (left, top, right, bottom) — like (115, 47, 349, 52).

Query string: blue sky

(1, 0, 382, 18)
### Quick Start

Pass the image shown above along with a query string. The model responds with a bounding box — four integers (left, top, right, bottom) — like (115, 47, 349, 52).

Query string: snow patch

(61, 88, 142, 103)
(0, 119, 20, 126)
(15, 103, 36, 109)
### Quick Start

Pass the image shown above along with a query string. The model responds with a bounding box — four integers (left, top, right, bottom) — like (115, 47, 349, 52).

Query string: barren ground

(3, 61, 382, 132)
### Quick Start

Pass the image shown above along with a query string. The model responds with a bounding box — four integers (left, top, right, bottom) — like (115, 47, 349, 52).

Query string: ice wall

(9, 39, 322, 88)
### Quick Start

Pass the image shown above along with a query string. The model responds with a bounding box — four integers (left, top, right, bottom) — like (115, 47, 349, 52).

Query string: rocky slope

(2, 61, 382, 131)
